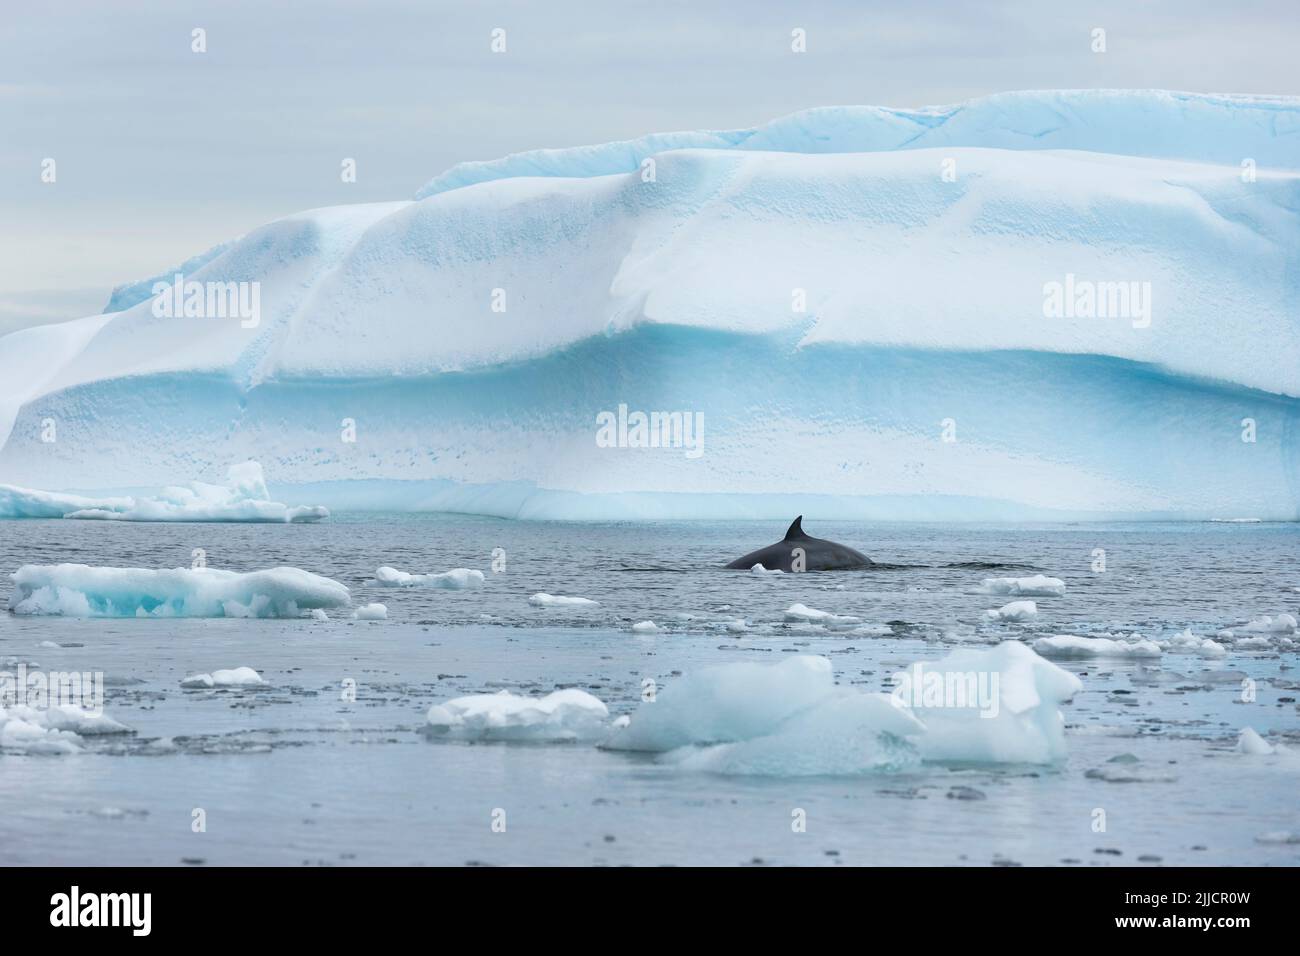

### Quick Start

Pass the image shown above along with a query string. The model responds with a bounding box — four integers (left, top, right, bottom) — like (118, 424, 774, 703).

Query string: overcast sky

(2, 0, 1297, 333)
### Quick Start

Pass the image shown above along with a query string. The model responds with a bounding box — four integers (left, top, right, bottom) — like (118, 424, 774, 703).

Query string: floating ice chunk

(725, 619, 750, 633)
(605, 655, 844, 753)
(1236, 727, 1276, 755)
(1, 462, 328, 523)
(1033, 635, 1162, 659)
(425, 688, 609, 742)
(605, 642, 1081, 772)
(375, 566, 485, 589)
(529, 593, 599, 607)
(0, 704, 131, 754)
(906, 642, 1083, 764)
(310, 609, 329, 622)
(986, 600, 1037, 622)
(1232, 636, 1273, 649)
(353, 603, 387, 621)
(631, 620, 661, 633)
(180, 667, 266, 689)
(850, 623, 893, 636)
(783, 603, 860, 626)
(1232, 614, 1297, 635)
(978, 575, 1066, 597)
(7, 564, 350, 618)
(751, 564, 784, 575)
(1159, 629, 1227, 658)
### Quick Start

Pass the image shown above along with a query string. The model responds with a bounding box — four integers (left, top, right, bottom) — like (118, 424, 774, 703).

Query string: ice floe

(604, 642, 1082, 773)
(985, 600, 1037, 622)
(1158, 629, 1227, 658)
(978, 575, 1066, 597)
(7, 564, 350, 618)
(375, 566, 485, 589)
(0, 704, 132, 754)
(1032, 635, 1163, 659)
(529, 593, 599, 607)
(180, 667, 266, 689)
(783, 603, 860, 626)
(0, 462, 327, 523)
(1220, 613, 1297, 639)
(630, 620, 661, 634)
(425, 688, 609, 742)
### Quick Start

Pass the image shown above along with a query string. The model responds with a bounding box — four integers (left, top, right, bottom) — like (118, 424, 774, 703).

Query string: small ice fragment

(783, 603, 860, 626)
(986, 600, 1037, 622)
(1236, 727, 1275, 755)
(529, 593, 599, 607)
(978, 575, 1065, 597)
(631, 621, 661, 633)
(353, 603, 387, 620)
(181, 667, 265, 688)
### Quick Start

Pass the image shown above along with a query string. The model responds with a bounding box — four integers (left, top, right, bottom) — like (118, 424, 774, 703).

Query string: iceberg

(375, 566, 484, 589)
(0, 462, 327, 523)
(7, 564, 351, 618)
(0, 91, 1297, 520)
(424, 688, 610, 742)
(604, 642, 1082, 772)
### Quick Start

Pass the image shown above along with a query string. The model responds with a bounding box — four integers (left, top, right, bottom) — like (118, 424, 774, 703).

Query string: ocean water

(0, 515, 1297, 866)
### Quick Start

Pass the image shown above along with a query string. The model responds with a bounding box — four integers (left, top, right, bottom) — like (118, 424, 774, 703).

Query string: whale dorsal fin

(784, 515, 808, 541)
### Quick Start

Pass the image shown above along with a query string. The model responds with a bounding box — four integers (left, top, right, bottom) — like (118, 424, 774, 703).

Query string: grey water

(0, 515, 1297, 866)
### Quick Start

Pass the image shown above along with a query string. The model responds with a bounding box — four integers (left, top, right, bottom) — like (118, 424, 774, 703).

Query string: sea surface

(0, 515, 1297, 866)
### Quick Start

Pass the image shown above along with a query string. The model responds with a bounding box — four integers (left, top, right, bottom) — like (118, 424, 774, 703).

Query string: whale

(724, 516, 874, 571)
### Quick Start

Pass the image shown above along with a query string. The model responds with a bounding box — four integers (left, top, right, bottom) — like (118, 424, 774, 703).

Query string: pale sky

(2, 0, 1297, 334)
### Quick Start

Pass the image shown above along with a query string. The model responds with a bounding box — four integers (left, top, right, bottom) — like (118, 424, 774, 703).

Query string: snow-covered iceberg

(604, 642, 1082, 772)
(1, 91, 1297, 520)
(0, 462, 327, 522)
(7, 564, 350, 618)
(424, 688, 610, 742)
(375, 566, 484, 589)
